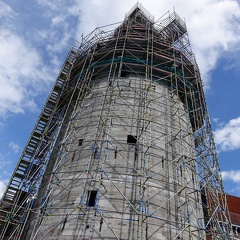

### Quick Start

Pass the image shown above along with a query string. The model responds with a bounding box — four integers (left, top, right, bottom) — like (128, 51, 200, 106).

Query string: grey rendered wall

(27, 76, 204, 239)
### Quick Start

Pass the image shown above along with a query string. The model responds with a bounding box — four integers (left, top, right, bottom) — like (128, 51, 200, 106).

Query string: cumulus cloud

(0, 1, 79, 119)
(8, 142, 21, 154)
(212, 118, 219, 123)
(222, 170, 240, 183)
(222, 170, 240, 195)
(0, 28, 51, 117)
(0, 180, 6, 199)
(214, 117, 240, 151)
(36, 0, 82, 54)
(0, 1, 17, 19)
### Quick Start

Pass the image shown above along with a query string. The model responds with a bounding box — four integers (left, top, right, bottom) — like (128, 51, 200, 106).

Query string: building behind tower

(0, 3, 233, 240)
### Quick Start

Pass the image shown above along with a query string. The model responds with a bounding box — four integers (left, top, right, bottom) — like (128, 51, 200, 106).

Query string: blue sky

(0, 0, 240, 198)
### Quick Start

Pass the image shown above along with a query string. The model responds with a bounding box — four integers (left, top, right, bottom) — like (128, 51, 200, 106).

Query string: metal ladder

(0, 44, 78, 239)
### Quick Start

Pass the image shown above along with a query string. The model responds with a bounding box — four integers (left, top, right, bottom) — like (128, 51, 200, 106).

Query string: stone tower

(0, 4, 232, 240)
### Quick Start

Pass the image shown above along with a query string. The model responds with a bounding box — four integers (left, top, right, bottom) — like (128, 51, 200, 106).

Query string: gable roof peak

(125, 3, 154, 23)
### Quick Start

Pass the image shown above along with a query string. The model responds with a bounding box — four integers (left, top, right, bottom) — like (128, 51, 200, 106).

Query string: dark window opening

(61, 213, 68, 232)
(127, 135, 137, 144)
(162, 156, 164, 168)
(71, 150, 76, 162)
(114, 147, 118, 159)
(78, 139, 83, 146)
(99, 217, 103, 232)
(87, 190, 97, 207)
(94, 147, 99, 159)
(121, 71, 128, 77)
(134, 148, 138, 160)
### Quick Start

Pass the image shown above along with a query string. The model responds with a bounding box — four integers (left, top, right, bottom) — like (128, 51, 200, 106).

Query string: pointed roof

(125, 3, 154, 23)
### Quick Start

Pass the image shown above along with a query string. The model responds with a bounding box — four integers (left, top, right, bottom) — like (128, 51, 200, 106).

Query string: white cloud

(8, 142, 21, 154)
(222, 170, 240, 183)
(0, 28, 52, 117)
(0, 2, 17, 19)
(0, 1, 72, 120)
(221, 170, 240, 195)
(212, 118, 219, 123)
(0, 180, 6, 199)
(46, 25, 72, 53)
(214, 117, 240, 151)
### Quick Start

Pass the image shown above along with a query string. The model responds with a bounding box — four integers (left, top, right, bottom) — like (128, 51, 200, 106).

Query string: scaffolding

(0, 3, 233, 239)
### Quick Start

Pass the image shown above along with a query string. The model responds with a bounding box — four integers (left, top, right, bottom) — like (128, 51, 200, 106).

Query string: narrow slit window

(94, 147, 99, 159)
(127, 135, 137, 144)
(87, 190, 97, 207)
(78, 139, 83, 146)
(134, 149, 138, 160)
(71, 149, 76, 162)
(114, 147, 118, 159)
